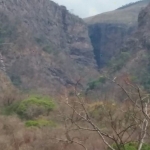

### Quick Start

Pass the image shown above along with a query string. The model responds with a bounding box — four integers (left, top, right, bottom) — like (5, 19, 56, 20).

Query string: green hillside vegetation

(109, 142, 150, 150)
(4, 95, 55, 119)
(108, 51, 131, 72)
(25, 119, 57, 127)
(86, 76, 107, 91)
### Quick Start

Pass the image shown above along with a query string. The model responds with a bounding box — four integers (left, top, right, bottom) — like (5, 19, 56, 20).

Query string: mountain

(110, 2, 150, 90)
(0, 0, 97, 94)
(84, 0, 150, 68)
(93, 1, 150, 94)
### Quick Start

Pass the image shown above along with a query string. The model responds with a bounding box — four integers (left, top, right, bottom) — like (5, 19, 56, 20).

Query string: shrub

(10, 74, 22, 87)
(4, 95, 55, 119)
(43, 44, 59, 56)
(17, 95, 55, 119)
(25, 119, 57, 128)
(87, 76, 107, 91)
(109, 142, 150, 150)
(35, 37, 44, 45)
(42, 45, 53, 53)
(35, 36, 58, 55)
(88, 101, 116, 123)
(3, 102, 20, 115)
(109, 52, 130, 72)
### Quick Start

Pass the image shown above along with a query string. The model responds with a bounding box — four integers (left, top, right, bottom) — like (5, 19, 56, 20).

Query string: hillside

(85, 0, 150, 26)
(0, 1, 150, 150)
(109, 2, 150, 91)
(89, 2, 150, 95)
(85, 0, 150, 68)
(0, 0, 97, 94)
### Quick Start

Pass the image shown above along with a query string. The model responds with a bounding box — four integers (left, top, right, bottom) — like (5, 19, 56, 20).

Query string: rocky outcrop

(85, 0, 149, 68)
(1, 0, 95, 66)
(107, 2, 150, 90)
(0, 0, 97, 94)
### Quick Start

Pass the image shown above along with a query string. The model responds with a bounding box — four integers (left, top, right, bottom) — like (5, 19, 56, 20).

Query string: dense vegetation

(110, 142, 150, 150)
(0, 77, 150, 150)
(15, 95, 55, 119)
(108, 51, 130, 72)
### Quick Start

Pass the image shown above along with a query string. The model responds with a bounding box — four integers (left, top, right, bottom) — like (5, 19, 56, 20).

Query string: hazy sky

(53, 0, 139, 18)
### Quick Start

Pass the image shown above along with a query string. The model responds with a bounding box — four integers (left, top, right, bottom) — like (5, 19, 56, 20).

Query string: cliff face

(105, 2, 150, 91)
(85, 0, 150, 68)
(0, 0, 97, 94)
(85, 2, 150, 99)
(88, 23, 133, 67)
(1, 0, 95, 65)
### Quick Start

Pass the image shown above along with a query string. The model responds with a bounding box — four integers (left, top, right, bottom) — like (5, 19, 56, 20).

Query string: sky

(53, 0, 139, 18)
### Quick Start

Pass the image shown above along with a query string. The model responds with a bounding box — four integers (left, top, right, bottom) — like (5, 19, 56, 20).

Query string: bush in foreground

(109, 142, 150, 150)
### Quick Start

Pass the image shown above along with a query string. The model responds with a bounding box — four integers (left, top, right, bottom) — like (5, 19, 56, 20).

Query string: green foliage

(0, 26, 13, 44)
(89, 103, 106, 121)
(0, 16, 17, 46)
(25, 119, 57, 128)
(35, 36, 58, 55)
(109, 52, 130, 72)
(17, 95, 55, 119)
(42, 45, 53, 54)
(89, 101, 116, 123)
(3, 102, 20, 115)
(133, 53, 150, 91)
(35, 37, 45, 46)
(4, 95, 55, 119)
(0, 14, 17, 55)
(87, 76, 107, 91)
(10, 74, 22, 87)
(108, 142, 150, 150)
(139, 71, 150, 90)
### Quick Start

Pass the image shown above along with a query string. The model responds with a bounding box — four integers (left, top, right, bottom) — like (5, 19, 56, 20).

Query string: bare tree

(55, 77, 150, 150)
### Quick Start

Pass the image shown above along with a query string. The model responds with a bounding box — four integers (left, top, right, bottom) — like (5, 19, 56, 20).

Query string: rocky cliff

(104, 2, 150, 91)
(0, 0, 97, 94)
(85, 0, 150, 68)
(126, 2, 150, 90)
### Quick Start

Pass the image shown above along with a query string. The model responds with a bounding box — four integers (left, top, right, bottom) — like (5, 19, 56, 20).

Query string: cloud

(52, 0, 139, 18)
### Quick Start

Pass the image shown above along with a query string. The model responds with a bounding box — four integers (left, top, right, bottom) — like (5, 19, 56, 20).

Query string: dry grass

(0, 82, 150, 150)
(0, 115, 108, 150)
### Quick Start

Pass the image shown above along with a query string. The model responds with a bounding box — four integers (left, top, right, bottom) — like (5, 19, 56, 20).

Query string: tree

(55, 77, 150, 150)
